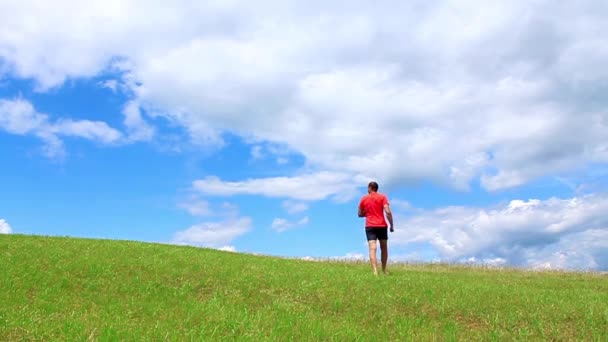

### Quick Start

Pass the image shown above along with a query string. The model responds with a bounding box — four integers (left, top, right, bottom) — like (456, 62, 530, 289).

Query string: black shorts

(365, 227, 388, 241)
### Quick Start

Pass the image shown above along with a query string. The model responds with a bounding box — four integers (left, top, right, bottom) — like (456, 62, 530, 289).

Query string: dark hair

(368, 181, 379, 192)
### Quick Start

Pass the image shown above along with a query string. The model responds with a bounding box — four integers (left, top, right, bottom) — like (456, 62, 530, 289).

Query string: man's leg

(379, 239, 388, 274)
(367, 240, 378, 275)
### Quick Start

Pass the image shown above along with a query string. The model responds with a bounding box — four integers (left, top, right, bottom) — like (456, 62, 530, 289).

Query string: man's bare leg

(367, 240, 378, 275)
(380, 239, 389, 274)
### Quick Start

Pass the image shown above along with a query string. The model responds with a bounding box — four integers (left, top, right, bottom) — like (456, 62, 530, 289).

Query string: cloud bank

(271, 216, 309, 233)
(0, 219, 11, 234)
(0, 98, 122, 158)
(391, 194, 608, 270)
(1, 1, 607, 189)
(172, 217, 252, 249)
(193, 172, 361, 201)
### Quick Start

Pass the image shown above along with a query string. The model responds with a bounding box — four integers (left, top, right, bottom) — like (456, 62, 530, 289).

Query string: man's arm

(358, 198, 366, 217)
(384, 204, 394, 232)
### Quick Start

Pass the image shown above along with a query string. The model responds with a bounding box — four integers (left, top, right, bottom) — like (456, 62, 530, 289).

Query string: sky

(1, 0, 608, 271)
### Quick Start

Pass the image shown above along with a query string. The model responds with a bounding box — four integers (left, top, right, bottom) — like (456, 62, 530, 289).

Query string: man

(358, 181, 394, 275)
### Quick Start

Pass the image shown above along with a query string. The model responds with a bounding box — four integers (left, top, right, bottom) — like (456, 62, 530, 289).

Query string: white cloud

(99, 79, 118, 92)
(193, 172, 362, 201)
(0, 219, 11, 234)
(1, 1, 608, 190)
(122, 100, 155, 142)
(0, 98, 47, 134)
(178, 198, 211, 216)
(390, 194, 608, 270)
(0, 98, 123, 158)
(390, 199, 413, 212)
(172, 217, 251, 248)
(336, 252, 366, 261)
(216, 245, 236, 252)
(51, 119, 122, 144)
(282, 200, 309, 214)
(250, 145, 263, 160)
(177, 198, 243, 218)
(219, 202, 241, 218)
(248, 143, 293, 163)
(300, 256, 317, 262)
(271, 216, 309, 233)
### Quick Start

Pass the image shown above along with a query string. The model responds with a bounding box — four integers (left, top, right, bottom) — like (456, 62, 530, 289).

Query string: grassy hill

(1, 235, 606, 341)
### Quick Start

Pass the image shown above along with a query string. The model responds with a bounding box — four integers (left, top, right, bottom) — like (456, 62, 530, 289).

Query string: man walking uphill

(358, 181, 394, 276)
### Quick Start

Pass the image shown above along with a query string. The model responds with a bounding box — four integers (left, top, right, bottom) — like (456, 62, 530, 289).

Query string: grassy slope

(1, 235, 607, 341)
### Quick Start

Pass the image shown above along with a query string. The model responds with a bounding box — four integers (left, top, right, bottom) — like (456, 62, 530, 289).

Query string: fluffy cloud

(0, 98, 123, 158)
(0, 219, 11, 234)
(177, 197, 211, 217)
(2, 1, 607, 191)
(217, 245, 237, 253)
(391, 194, 608, 270)
(193, 172, 362, 201)
(122, 100, 155, 142)
(271, 216, 309, 233)
(390, 199, 413, 212)
(282, 200, 309, 214)
(250, 145, 263, 160)
(172, 217, 251, 248)
(177, 197, 243, 218)
(248, 144, 293, 164)
(333, 252, 366, 261)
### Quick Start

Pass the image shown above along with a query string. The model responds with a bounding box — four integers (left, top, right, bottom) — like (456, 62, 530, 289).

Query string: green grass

(1, 235, 607, 341)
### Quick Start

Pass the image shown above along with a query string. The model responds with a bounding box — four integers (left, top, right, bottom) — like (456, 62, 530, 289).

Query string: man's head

(368, 181, 379, 193)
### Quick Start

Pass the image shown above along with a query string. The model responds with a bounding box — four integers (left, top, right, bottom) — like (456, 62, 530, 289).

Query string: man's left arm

(384, 196, 394, 232)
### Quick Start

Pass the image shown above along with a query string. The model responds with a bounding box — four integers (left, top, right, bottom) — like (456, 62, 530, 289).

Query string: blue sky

(1, 1, 608, 270)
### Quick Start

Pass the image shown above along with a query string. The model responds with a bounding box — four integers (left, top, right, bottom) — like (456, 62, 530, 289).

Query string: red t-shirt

(359, 192, 389, 228)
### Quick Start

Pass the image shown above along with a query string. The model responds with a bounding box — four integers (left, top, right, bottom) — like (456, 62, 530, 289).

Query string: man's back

(359, 192, 389, 228)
